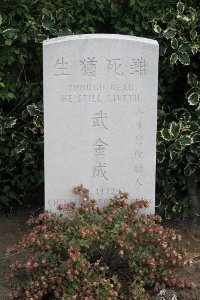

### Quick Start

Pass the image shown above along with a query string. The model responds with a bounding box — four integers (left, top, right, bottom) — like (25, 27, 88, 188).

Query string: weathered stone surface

(43, 34, 159, 213)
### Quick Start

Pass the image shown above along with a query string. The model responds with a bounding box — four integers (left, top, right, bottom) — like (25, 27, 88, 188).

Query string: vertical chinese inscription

(92, 110, 109, 182)
(134, 107, 145, 187)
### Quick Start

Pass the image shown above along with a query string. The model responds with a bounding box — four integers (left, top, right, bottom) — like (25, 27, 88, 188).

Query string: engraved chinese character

(136, 135, 143, 145)
(93, 162, 108, 181)
(92, 110, 108, 129)
(136, 178, 143, 186)
(136, 120, 143, 130)
(134, 164, 143, 173)
(93, 138, 110, 156)
(134, 150, 144, 159)
(135, 108, 144, 117)
(130, 57, 148, 75)
(53, 199, 59, 206)
(53, 57, 71, 76)
(80, 57, 97, 76)
(105, 59, 123, 76)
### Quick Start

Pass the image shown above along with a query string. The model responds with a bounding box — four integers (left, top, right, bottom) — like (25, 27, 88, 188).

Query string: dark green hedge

(0, 0, 199, 218)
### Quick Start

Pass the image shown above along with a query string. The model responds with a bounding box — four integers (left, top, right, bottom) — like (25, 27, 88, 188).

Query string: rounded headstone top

(43, 34, 158, 46)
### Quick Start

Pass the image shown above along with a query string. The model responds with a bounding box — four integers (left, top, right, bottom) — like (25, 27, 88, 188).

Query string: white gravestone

(43, 34, 159, 213)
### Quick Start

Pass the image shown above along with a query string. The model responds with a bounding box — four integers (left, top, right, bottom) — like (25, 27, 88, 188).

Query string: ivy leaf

(179, 53, 190, 65)
(163, 28, 176, 39)
(191, 44, 199, 55)
(184, 163, 196, 176)
(177, 1, 185, 14)
(3, 28, 18, 39)
(159, 44, 167, 56)
(169, 122, 180, 138)
(157, 143, 166, 153)
(163, 187, 175, 200)
(169, 151, 182, 168)
(21, 35, 28, 43)
(5, 39, 12, 46)
(57, 28, 73, 36)
(4, 118, 17, 128)
(188, 92, 199, 105)
(0, 15, 2, 26)
(157, 151, 165, 163)
(161, 128, 172, 141)
(15, 142, 26, 154)
(178, 43, 190, 54)
(191, 143, 200, 156)
(172, 140, 182, 150)
(35, 34, 47, 43)
(157, 143, 166, 163)
(195, 107, 200, 116)
(130, 0, 136, 6)
(42, 15, 54, 30)
(27, 104, 38, 116)
(190, 30, 197, 41)
(193, 133, 200, 143)
(153, 24, 162, 34)
(188, 7, 197, 20)
(170, 53, 178, 65)
(163, 12, 174, 23)
(42, 7, 50, 16)
(171, 38, 178, 50)
(189, 121, 199, 132)
(179, 136, 193, 146)
(187, 73, 197, 86)
(186, 153, 197, 164)
(142, 21, 148, 30)
(6, 92, 15, 99)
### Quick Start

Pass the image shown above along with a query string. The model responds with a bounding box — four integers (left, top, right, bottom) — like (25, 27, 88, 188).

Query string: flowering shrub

(8, 185, 195, 299)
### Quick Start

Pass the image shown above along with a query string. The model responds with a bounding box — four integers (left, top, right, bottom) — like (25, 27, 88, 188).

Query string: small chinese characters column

(92, 110, 110, 205)
(129, 57, 148, 189)
(134, 108, 144, 188)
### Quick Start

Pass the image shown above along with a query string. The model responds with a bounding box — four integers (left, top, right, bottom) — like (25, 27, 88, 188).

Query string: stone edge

(43, 34, 158, 46)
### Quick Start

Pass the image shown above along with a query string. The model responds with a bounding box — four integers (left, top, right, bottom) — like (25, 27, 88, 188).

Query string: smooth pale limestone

(43, 34, 159, 213)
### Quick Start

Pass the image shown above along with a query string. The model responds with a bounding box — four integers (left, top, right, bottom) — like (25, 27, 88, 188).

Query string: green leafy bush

(0, 0, 199, 218)
(8, 186, 194, 299)
(154, 1, 200, 218)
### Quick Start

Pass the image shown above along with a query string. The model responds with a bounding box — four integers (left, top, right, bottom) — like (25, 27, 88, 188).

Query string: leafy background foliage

(0, 0, 199, 218)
